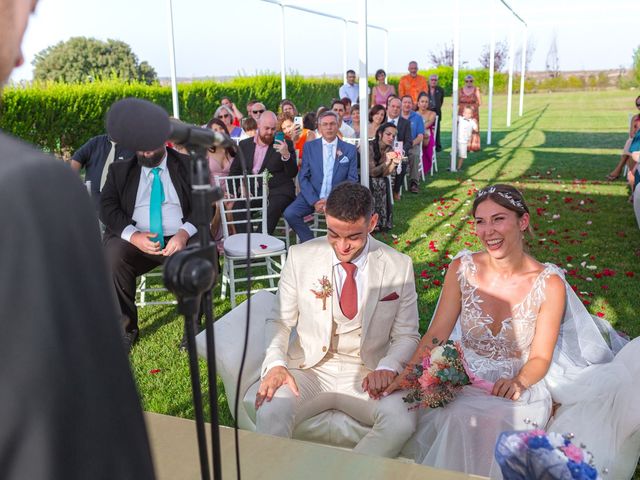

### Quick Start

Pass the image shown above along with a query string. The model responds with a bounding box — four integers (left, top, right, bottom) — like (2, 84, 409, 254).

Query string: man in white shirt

(332, 99, 356, 138)
(100, 144, 198, 350)
(257, 182, 420, 457)
(339, 69, 359, 104)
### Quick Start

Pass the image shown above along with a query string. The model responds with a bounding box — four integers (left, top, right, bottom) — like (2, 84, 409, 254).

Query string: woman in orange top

(278, 113, 316, 167)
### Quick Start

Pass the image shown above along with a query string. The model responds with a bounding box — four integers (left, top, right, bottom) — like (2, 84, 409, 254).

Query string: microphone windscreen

(106, 98, 171, 151)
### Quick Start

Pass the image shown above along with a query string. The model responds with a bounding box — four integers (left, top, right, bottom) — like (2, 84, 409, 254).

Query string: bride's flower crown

(476, 186, 524, 210)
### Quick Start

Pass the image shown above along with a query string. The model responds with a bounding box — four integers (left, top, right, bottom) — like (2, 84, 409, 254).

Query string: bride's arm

(493, 274, 566, 401)
(383, 258, 463, 395)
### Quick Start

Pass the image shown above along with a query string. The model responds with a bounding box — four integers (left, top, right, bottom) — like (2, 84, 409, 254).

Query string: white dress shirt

(121, 155, 197, 242)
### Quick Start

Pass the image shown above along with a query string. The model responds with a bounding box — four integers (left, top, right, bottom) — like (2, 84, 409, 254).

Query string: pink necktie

(340, 262, 358, 320)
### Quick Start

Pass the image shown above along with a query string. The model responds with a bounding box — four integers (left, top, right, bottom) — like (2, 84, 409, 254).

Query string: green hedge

(0, 68, 607, 156)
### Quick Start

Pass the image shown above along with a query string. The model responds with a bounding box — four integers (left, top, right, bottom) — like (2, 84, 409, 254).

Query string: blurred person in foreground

(0, 1, 155, 478)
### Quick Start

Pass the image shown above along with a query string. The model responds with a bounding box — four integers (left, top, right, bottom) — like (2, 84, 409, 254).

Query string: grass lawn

(130, 89, 640, 444)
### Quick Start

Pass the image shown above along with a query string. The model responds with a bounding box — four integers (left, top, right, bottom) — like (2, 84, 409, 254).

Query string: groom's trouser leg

(255, 355, 416, 457)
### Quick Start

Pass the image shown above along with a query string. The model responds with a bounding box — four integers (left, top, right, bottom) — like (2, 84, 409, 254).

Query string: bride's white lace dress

(409, 251, 638, 479)
(410, 251, 556, 477)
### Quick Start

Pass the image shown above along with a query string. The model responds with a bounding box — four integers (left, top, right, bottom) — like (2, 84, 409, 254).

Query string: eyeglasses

(252, 109, 265, 114)
(465, 80, 473, 83)
(218, 114, 231, 119)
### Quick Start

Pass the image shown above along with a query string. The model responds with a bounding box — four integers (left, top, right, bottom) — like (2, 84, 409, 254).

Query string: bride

(384, 184, 636, 478)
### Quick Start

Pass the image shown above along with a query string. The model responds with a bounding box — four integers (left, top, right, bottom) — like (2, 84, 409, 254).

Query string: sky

(10, 0, 639, 83)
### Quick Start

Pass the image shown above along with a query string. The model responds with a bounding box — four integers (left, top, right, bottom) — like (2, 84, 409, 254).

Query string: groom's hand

(255, 366, 299, 409)
(362, 370, 396, 399)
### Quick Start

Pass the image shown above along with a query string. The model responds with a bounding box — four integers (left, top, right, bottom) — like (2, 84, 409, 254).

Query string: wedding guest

(350, 104, 361, 137)
(220, 96, 243, 125)
(386, 97, 413, 201)
(607, 95, 640, 192)
(279, 113, 315, 164)
(371, 69, 396, 106)
(249, 102, 266, 121)
(368, 122, 401, 231)
(398, 61, 427, 104)
(332, 99, 356, 138)
(242, 117, 258, 138)
(283, 111, 358, 242)
(213, 105, 243, 137)
(257, 182, 420, 457)
(342, 97, 353, 125)
(279, 99, 298, 117)
(339, 69, 359, 104)
(229, 111, 297, 235)
(368, 104, 386, 139)
(205, 119, 234, 242)
(457, 105, 478, 171)
(417, 91, 437, 174)
(458, 74, 481, 151)
(401, 95, 425, 194)
(427, 74, 445, 151)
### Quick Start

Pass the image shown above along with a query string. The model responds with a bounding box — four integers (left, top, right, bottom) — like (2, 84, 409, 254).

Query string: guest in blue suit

(284, 110, 358, 242)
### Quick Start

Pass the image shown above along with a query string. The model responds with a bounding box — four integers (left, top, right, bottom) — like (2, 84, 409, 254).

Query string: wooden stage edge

(145, 412, 487, 480)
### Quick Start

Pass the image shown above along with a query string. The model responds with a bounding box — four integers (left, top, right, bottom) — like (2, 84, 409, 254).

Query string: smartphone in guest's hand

(274, 131, 285, 143)
(293, 116, 303, 128)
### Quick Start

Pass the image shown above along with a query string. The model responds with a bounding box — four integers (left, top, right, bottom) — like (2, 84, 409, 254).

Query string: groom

(256, 182, 420, 457)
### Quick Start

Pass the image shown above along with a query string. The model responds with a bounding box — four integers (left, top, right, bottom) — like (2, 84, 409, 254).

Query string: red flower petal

(596, 312, 605, 318)
(150, 369, 161, 374)
(260, 244, 268, 249)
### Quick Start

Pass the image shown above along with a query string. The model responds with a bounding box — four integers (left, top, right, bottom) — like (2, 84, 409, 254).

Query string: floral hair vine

(476, 186, 524, 210)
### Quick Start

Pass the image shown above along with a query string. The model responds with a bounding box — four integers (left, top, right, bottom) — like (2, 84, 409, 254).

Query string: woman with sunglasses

(214, 105, 243, 138)
(458, 74, 482, 151)
(606, 95, 640, 191)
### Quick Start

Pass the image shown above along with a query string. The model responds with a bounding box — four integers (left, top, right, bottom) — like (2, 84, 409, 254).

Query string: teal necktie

(150, 167, 165, 248)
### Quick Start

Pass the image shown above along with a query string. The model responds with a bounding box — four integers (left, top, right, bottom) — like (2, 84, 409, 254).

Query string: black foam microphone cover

(106, 98, 171, 151)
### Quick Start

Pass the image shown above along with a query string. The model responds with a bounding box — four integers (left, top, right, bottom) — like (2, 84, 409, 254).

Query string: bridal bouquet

(401, 340, 491, 408)
(495, 429, 603, 480)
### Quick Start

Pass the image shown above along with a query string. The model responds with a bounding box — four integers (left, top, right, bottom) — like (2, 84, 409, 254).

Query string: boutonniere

(336, 149, 343, 159)
(310, 276, 333, 310)
(265, 171, 273, 183)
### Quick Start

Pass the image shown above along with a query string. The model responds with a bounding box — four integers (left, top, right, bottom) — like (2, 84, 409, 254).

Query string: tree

(514, 37, 536, 71)
(632, 45, 640, 85)
(545, 33, 560, 78)
(32, 37, 157, 84)
(478, 40, 509, 71)
(428, 43, 454, 68)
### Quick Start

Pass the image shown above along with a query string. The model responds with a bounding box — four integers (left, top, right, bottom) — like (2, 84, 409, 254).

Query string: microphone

(106, 98, 234, 151)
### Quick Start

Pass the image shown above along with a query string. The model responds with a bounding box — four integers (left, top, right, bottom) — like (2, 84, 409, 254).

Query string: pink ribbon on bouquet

(463, 363, 494, 394)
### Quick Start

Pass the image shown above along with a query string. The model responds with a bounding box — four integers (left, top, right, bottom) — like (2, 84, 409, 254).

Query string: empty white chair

(216, 172, 287, 308)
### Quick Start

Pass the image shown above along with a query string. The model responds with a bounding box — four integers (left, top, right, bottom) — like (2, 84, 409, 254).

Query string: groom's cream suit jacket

(262, 236, 420, 377)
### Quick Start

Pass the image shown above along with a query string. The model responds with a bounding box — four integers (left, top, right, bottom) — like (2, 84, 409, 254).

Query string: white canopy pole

(506, 23, 515, 127)
(450, 0, 460, 172)
(166, 0, 179, 118)
(518, 26, 527, 117)
(358, 0, 369, 187)
(279, 4, 287, 100)
(487, 0, 495, 145)
(343, 20, 348, 84)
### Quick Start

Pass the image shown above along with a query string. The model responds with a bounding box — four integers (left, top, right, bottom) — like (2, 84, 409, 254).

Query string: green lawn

(131, 89, 639, 442)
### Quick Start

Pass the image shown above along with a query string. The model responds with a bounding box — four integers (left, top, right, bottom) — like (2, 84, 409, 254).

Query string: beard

(259, 132, 274, 145)
(136, 147, 166, 168)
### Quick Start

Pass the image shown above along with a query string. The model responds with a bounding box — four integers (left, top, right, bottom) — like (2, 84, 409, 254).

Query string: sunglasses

(465, 80, 473, 83)
(252, 109, 265, 114)
(218, 114, 231, 119)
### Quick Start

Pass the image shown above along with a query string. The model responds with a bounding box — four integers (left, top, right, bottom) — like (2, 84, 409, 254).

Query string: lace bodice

(457, 251, 560, 381)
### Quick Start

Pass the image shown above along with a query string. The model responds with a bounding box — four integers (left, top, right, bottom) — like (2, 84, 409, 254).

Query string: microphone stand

(163, 143, 224, 480)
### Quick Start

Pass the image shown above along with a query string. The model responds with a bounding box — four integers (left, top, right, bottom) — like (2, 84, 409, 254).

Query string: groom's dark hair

(325, 182, 373, 222)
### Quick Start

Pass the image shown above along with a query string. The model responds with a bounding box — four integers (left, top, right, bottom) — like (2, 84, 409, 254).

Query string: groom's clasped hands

(256, 366, 400, 408)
